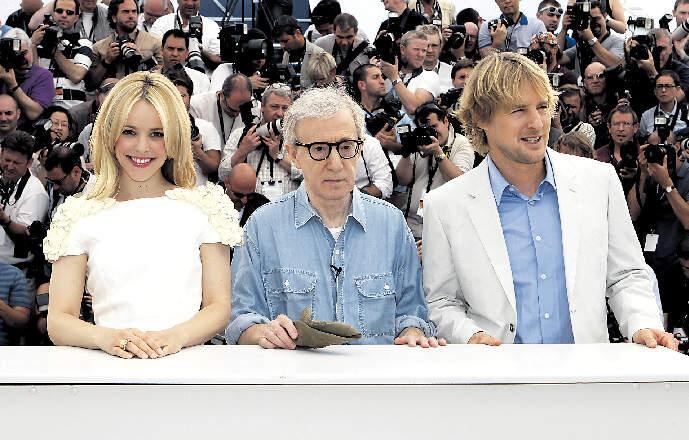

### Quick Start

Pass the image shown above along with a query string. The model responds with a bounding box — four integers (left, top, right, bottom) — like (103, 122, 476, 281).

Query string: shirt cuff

(225, 312, 270, 344)
(396, 315, 436, 338)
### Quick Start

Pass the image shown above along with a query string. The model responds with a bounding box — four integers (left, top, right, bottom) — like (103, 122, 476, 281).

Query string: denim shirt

(226, 184, 435, 345)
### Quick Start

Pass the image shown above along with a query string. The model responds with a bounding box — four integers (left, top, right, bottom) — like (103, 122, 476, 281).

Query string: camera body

(255, 118, 284, 138)
(566, 1, 591, 32)
(398, 124, 438, 157)
(446, 25, 466, 50)
(654, 115, 671, 143)
(618, 141, 639, 170)
(116, 35, 142, 65)
(38, 14, 61, 58)
(488, 17, 509, 32)
(518, 47, 546, 65)
(188, 16, 203, 42)
(644, 143, 674, 166)
(659, 14, 673, 31)
(0, 38, 24, 70)
(365, 95, 404, 136)
(364, 32, 397, 64)
(438, 88, 462, 110)
(189, 114, 200, 143)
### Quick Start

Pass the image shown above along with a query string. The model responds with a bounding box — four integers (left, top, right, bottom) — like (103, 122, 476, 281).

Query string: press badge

(644, 234, 659, 252)
(417, 192, 426, 218)
(262, 181, 282, 201)
(55, 86, 63, 100)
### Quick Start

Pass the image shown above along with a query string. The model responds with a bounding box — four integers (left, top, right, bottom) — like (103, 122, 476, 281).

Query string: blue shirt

(227, 184, 435, 345)
(478, 13, 546, 52)
(487, 154, 574, 344)
(0, 263, 30, 346)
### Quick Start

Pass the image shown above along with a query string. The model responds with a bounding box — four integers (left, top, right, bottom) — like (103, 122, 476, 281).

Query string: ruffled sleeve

(43, 196, 116, 263)
(166, 183, 243, 247)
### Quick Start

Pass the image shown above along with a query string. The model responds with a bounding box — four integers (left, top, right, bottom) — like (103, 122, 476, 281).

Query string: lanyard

(216, 96, 237, 142)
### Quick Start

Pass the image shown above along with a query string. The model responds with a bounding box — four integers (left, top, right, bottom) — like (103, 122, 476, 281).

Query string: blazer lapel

(466, 161, 517, 311)
(549, 150, 582, 300)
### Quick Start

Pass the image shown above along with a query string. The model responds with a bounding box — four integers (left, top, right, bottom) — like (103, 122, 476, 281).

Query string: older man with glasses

(227, 87, 442, 349)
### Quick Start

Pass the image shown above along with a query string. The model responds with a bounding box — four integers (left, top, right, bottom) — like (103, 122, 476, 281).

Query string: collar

(503, 12, 528, 26)
(294, 183, 367, 231)
(486, 150, 556, 206)
(657, 99, 679, 116)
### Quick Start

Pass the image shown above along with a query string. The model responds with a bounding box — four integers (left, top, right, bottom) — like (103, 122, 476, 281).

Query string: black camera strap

(653, 104, 681, 132)
(334, 40, 369, 76)
(0, 171, 31, 207)
(361, 148, 373, 187)
(402, 67, 423, 87)
(404, 154, 418, 219)
(216, 96, 237, 142)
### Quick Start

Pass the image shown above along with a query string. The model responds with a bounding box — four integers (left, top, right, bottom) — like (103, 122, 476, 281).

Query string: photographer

(594, 105, 639, 194)
(0, 94, 21, 143)
(165, 67, 221, 186)
(139, 0, 174, 33)
(150, 0, 221, 68)
(0, 260, 31, 345)
(377, 0, 428, 42)
(29, 0, 111, 44)
(582, 61, 617, 148)
(378, 30, 438, 115)
(88, 0, 162, 88)
(0, 130, 49, 267)
(628, 131, 689, 311)
(158, 29, 209, 95)
(314, 13, 370, 83)
(210, 28, 272, 95)
(530, 32, 577, 86)
(417, 24, 452, 94)
(190, 73, 255, 145)
(273, 15, 325, 90)
(478, 0, 546, 58)
(627, 29, 689, 104)
(409, 0, 455, 29)
(219, 83, 300, 200)
(0, 29, 55, 124)
(304, 0, 340, 43)
(395, 103, 473, 239)
(558, 84, 596, 146)
(559, 1, 624, 77)
(639, 72, 687, 140)
(439, 21, 479, 63)
(44, 143, 89, 221)
(659, 233, 689, 335)
(31, 0, 92, 109)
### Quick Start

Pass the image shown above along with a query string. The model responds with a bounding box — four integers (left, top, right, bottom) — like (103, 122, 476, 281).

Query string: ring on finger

(118, 338, 129, 351)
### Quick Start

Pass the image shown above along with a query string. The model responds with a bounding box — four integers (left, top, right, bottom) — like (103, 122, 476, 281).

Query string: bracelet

(9, 85, 20, 95)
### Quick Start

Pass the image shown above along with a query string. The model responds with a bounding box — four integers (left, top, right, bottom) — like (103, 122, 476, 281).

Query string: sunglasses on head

(539, 6, 563, 16)
(54, 8, 77, 16)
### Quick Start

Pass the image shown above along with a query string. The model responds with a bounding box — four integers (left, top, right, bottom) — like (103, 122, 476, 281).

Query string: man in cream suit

(423, 52, 678, 349)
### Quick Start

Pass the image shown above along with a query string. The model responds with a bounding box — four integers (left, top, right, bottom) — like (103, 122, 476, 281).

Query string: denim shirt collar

(294, 183, 367, 231)
(487, 151, 557, 206)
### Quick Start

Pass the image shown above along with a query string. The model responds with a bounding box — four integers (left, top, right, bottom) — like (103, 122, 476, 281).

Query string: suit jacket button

(509, 324, 515, 332)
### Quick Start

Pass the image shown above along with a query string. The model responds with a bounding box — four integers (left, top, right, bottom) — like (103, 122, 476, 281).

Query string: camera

(37, 14, 60, 58)
(189, 114, 200, 143)
(220, 23, 269, 65)
(548, 72, 562, 88)
(659, 14, 673, 31)
(0, 38, 24, 70)
(630, 34, 655, 61)
(644, 143, 673, 165)
(618, 141, 639, 170)
(446, 25, 466, 50)
(627, 17, 654, 31)
(399, 124, 438, 157)
(438, 88, 462, 110)
(188, 16, 203, 42)
(116, 35, 142, 65)
(518, 47, 546, 65)
(255, 118, 284, 138)
(488, 17, 509, 32)
(566, 1, 591, 32)
(654, 115, 671, 143)
(364, 32, 397, 64)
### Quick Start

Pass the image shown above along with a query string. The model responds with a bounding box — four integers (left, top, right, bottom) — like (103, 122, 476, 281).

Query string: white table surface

(2, 343, 688, 385)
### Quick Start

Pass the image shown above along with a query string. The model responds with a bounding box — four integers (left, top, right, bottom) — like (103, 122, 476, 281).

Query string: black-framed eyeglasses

(539, 6, 563, 16)
(655, 84, 679, 90)
(54, 8, 77, 16)
(294, 139, 363, 161)
(47, 174, 68, 186)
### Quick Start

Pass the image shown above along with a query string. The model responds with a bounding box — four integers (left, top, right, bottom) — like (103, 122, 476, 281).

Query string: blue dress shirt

(227, 184, 435, 345)
(487, 153, 574, 344)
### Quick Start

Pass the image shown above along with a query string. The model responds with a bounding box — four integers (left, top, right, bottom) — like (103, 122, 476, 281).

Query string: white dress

(43, 184, 242, 331)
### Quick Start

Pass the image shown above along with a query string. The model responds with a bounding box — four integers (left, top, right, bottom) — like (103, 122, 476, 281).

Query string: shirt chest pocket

(263, 269, 317, 321)
(355, 273, 396, 337)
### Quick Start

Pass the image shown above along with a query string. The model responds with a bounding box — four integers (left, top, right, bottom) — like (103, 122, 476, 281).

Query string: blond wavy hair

(456, 52, 557, 155)
(88, 72, 196, 199)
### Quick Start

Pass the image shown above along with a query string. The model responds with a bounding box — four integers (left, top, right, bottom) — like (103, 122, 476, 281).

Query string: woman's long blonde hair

(88, 72, 196, 199)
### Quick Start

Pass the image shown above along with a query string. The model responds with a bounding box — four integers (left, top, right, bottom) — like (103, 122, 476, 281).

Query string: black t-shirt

(377, 9, 429, 41)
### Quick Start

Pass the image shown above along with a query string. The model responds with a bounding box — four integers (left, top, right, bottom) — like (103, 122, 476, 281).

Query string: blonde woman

(44, 72, 242, 359)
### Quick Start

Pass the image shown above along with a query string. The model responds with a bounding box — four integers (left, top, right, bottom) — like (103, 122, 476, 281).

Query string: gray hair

(400, 30, 428, 47)
(221, 73, 252, 97)
(283, 87, 365, 146)
(650, 28, 672, 41)
(261, 85, 293, 106)
(2, 28, 32, 48)
(416, 24, 442, 46)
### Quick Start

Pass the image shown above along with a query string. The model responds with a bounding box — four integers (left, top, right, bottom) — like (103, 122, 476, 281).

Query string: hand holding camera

(489, 20, 508, 49)
(262, 132, 281, 160)
(588, 108, 604, 126)
(239, 125, 262, 153)
(418, 136, 442, 158)
(104, 41, 122, 65)
(378, 56, 400, 83)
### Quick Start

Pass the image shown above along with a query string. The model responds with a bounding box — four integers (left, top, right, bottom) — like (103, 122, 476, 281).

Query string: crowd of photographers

(0, 0, 688, 350)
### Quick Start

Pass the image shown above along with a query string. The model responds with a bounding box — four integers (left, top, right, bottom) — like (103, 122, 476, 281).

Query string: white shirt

(194, 118, 221, 186)
(0, 174, 49, 265)
(218, 125, 302, 199)
(189, 91, 244, 144)
(356, 135, 393, 199)
(149, 12, 220, 56)
(185, 66, 210, 95)
(428, 61, 453, 95)
(58, 193, 228, 331)
(385, 69, 440, 114)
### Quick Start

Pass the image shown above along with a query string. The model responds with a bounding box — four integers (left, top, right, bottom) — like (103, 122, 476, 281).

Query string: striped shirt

(0, 263, 30, 346)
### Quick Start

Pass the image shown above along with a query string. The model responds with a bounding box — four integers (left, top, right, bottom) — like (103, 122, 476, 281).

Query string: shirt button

(509, 323, 515, 332)
(384, 284, 390, 290)
(544, 313, 550, 319)
(535, 235, 542, 242)
(283, 280, 290, 287)
(528, 200, 535, 206)
(570, 309, 577, 314)
(540, 274, 547, 280)
(334, 250, 340, 255)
